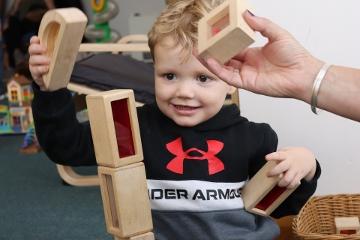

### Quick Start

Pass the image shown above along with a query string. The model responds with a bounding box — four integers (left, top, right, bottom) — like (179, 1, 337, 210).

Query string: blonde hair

(148, 0, 224, 61)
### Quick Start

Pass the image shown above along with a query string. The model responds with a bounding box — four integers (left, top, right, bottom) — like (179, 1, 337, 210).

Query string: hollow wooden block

(114, 232, 155, 240)
(86, 90, 143, 168)
(38, 8, 87, 91)
(335, 217, 360, 235)
(98, 163, 153, 238)
(198, 0, 255, 64)
(128, 232, 155, 240)
(241, 161, 299, 216)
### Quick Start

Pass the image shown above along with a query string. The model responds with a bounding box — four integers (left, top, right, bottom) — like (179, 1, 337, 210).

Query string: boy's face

(154, 37, 234, 127)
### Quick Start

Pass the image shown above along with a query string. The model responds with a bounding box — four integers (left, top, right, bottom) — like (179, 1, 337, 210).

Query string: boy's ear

(227, 85, 237, 94)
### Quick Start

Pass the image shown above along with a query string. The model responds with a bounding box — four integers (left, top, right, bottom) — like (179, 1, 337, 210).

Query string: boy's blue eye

(164, 73, 176, 80)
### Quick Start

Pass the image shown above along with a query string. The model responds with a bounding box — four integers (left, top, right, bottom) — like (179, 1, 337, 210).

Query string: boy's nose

(175, 81, 195, 98)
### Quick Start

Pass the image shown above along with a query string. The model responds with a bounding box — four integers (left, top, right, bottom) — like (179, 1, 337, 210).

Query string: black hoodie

(32, 83, 320, 240)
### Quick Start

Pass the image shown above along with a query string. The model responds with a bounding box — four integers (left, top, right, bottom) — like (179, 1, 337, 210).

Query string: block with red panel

(242, 161, 299, 216)
(198, 0, 255, 64)
(86, 89, 143, 168)
(335, 217, 360, 235)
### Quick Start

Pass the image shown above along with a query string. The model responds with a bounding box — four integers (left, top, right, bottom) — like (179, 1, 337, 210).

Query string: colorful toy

(85, 0, 120, 43)
(3, 74, 34, 134)
(0, 105, 11, 134)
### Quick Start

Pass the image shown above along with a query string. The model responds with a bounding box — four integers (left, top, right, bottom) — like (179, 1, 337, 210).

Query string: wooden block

(98, 163, 153, 238)
(129, 232, 155, 240)
(335, 217, 360, 234)
(38, 8, 87, 91)
(114, 232, 154, 240)
(198, 0, 255, 64)
(241, 161, 298, 216)
(86, 90, 143, 168)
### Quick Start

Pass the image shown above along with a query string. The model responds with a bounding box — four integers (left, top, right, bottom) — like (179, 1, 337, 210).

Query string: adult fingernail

(247, 10, 255, 16)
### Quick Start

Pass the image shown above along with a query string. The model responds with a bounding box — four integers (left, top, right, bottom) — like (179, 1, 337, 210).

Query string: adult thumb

(243, 11, 290, 42)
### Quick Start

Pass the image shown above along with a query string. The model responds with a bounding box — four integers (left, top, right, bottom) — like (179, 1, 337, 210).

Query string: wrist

(296, 57, 324, 104)
(304, 165, 316, 182)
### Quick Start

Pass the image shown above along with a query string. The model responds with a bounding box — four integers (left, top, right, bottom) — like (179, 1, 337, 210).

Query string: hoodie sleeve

(247, 123, 320, 218)
(248, 123, 278, 179)
(31, 82, 96, 166)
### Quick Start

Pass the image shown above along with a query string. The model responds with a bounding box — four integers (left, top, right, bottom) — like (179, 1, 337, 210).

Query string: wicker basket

(293, 194, 360, 239)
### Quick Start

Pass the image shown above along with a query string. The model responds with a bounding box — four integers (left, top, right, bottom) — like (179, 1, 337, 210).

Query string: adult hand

(202, 11, 323, 103)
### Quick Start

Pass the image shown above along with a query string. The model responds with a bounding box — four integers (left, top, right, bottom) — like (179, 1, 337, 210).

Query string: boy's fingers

(278, 169, 296, 187)
(267, 160, 289, 177)
(265, 151, 287, 161)
(28, 44, 47, 54)
(30, 36, 40, 44)
(29, 55, 50, 65)
(30, 66, 49, 79)
(288, 174, 301, 189)
(37, 65, 49, 75)
(286, 172, 301, 189)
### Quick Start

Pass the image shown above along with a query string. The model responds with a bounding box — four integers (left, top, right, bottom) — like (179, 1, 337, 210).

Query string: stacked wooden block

(86, 90, 154, 240)
(38, 8, 154, 239)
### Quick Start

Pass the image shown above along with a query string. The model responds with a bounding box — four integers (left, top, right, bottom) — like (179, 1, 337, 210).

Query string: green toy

(85, 0, 120, 43)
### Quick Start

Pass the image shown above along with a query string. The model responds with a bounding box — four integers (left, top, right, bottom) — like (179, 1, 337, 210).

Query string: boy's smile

(154, 37, 235, 127)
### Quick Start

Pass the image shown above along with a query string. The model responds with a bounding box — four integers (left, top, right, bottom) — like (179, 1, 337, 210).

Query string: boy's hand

(265, 147, 316, 188)
(28, 36, 51, 91)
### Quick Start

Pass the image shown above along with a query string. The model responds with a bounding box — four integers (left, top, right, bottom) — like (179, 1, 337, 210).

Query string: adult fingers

(243, 11, 290, 42)
(205, 58, 243, 88)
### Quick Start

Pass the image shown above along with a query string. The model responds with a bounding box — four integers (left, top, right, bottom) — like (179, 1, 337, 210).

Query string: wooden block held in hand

(98, 163, 153, 238)
(114, 232, 154, 240)
(242, 161, 299, 216)
(129, 232, 155, 240)
(335, 217, 360, 235)
(38, 8, 87, 91)
(198, 0, 255, 64)
(86, 90, 143, 168)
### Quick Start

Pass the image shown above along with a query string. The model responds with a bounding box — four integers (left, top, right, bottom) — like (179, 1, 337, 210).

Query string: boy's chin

(171, 117, 201, 127)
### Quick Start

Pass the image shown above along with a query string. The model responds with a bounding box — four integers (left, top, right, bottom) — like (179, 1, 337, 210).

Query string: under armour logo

(166, 137, 225, 175)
